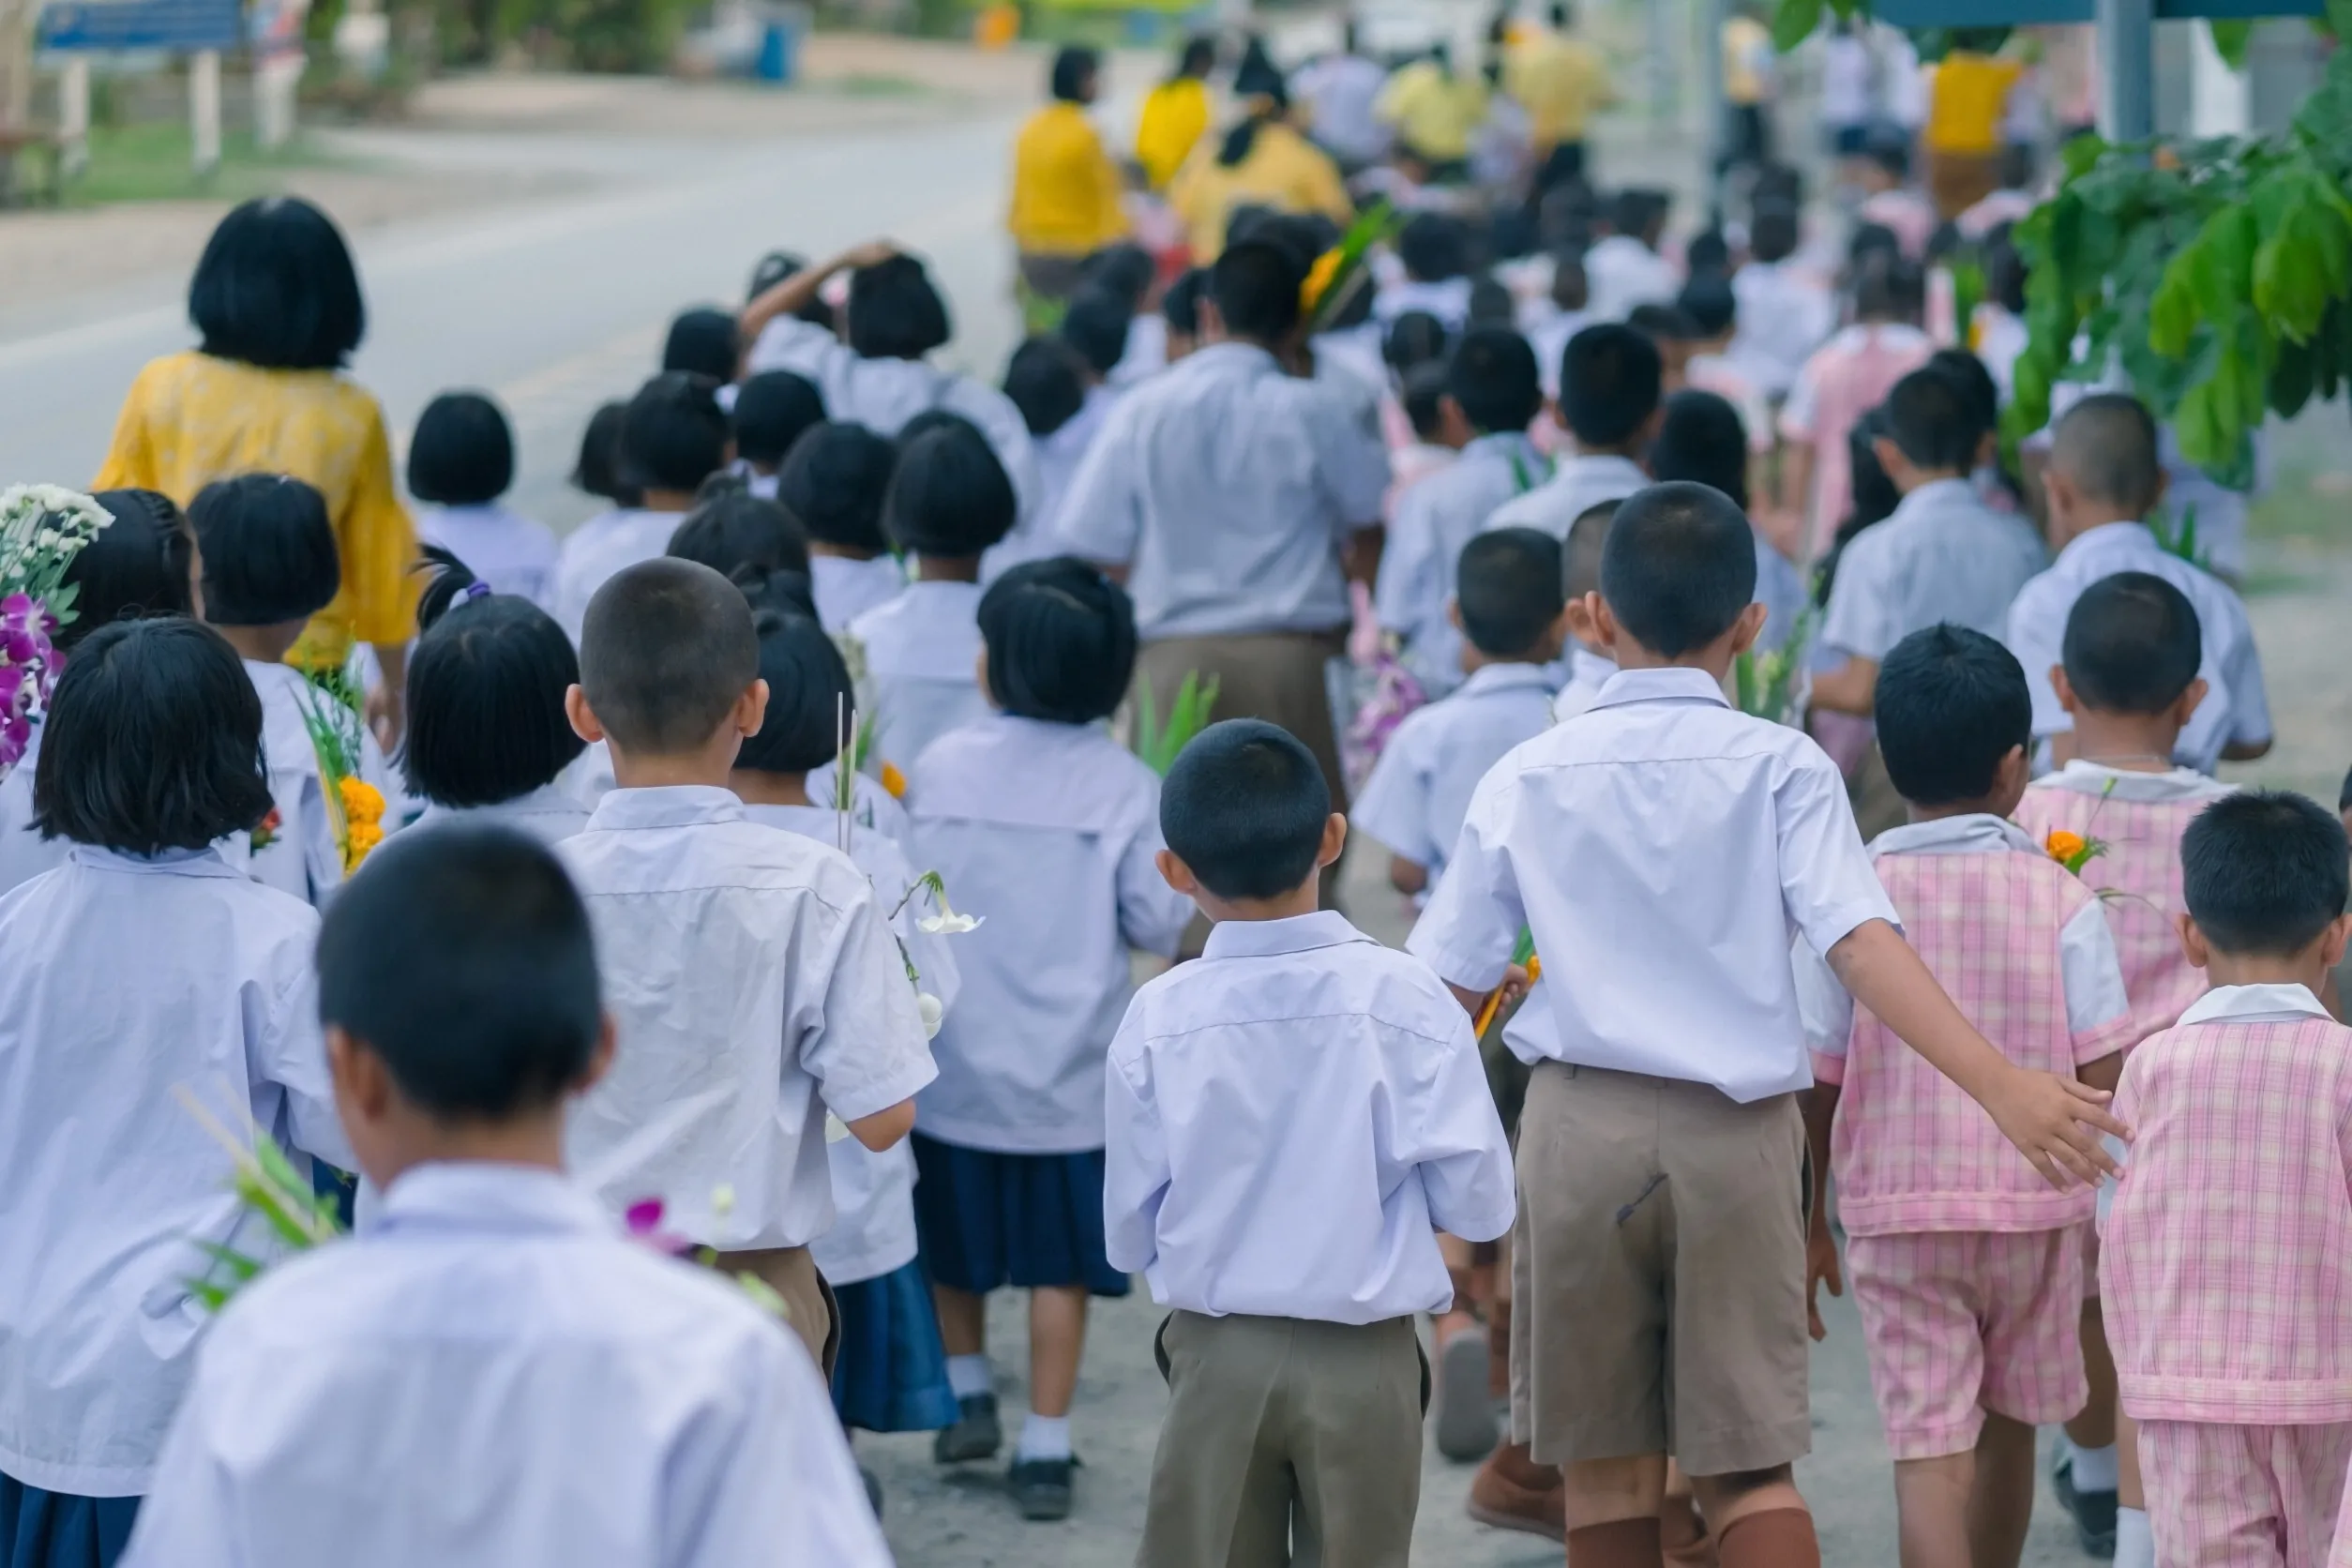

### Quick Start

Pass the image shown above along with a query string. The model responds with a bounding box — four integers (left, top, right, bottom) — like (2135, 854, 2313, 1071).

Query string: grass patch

(67, 122, 343, 205)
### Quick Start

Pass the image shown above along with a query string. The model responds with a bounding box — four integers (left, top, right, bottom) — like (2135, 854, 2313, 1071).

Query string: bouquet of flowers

(1733, 597, 1818, 731)
(0, 485, 113, 778)
(1302, 199, 1403, 336)
(1133, 670, 1220, 776)
(298, 670, 386, 877)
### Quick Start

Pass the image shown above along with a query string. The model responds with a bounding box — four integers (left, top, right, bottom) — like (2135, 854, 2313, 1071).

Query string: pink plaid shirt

(1779, 323, 1937, 557)
(2013, 764, 2237, 1042)
(2103, 986, 2352, 1425)
(1800, 815, 2135, 1235)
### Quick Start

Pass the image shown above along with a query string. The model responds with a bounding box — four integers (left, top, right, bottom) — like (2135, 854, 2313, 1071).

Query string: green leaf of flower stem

(2327, 0, 2352, 41)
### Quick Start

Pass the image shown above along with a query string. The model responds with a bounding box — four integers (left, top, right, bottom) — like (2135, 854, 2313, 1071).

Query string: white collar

(1556, 451, 1647, 478)
(2055, 520, 2159, 566)
(1201, 908, 1372, 961)
(1457, 662, 1558, 699)
(2178, 983, 2333, 1028)
(66, 843, 246, 879)
(2037, 760, 2236, 805)
(370, 1162, 611, 1240)
(1891, 476, 1982, 517)
(1562, 646, 1617, 686)
(581, 784, 744, 834)
(1868, 813, 2041, 858)
(1587, 666, 1730, 714)
(1186, 341, 1281, 378)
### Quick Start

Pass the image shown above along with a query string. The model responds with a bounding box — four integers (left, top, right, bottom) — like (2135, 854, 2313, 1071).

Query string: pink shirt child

(1780, 322, 1936, 558)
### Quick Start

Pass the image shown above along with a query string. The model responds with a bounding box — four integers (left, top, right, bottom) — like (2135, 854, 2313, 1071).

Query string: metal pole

(1700, 0, 1727, 212)
(2095, 0, 2154, 142)
(190, 48, 221, 174)
(1650, 0, 1674, 126)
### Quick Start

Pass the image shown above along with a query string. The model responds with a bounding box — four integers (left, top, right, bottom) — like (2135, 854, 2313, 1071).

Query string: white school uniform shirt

(1409, 667, 1899, 1101)
(121, 1163, 891, 1568)
(1551, 645, 1618, 722)
(0, 846, 348, 1497)
(1483, 450, 1648, 542)
(1102, 910, 1515, 1322)
(807, 551, 906, 637)
(1376, 431, 1547, 696)
(2001, 520, 2271, 775)
(1753, 531, 1809, 653)
(0, 718, 59, 896)
(1819, 476, 2049, 662)
(1582, 234, 1681, 323)
(1006, 387, 1117, 580)
(1353, 663, 1558, 885)
(236, 659, 348, 908)
(557, 787, 935, 1251)
(845, 580, 990, 776)
(1374, 276, 1475, 332)
(415, 503, 560, 608)
(1790, 814, 2132, 1057)
(547, 508, 684, 645)
(409, 784, 593, 846)
(1053, 341, 1390, 641)
(745, 317, 1044, 527)
(1529, 307, 1593, 402)
(1292, 52, 1391, 164)
(907, 714, 1194, 1153)
(746, 803, 961, 1287)
(1112, 313, 1168, 390)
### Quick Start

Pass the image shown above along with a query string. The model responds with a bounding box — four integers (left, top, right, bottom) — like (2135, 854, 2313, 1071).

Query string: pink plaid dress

(1779, 324, 1937, 557)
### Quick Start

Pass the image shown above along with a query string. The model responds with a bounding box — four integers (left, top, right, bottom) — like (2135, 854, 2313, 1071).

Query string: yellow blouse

(93, 351, 418, 668)
(1007, 102, 1129, 258)
(1135, 77, 1211, 190)
(1168, 121, 1354, 264)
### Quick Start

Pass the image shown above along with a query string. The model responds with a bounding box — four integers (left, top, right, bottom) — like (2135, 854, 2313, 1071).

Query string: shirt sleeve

(2218, 596, 2273, 746)
(1115, 806, 1195, 960)
(1373, 487, 1437, 636)
(1791, 933, 1855, 1084)
(335, 401, 423, 649)
(1101, 1015, 1168, 1276)
(1778, 353, 1825, 442)
(259, 948, 358, 1173)
(2003, 579, 2071, 740)
(1401, 1001, 1517, 1245)
(1773, 747, 1900, 958)
(1050, 398, 1145, 565)
(91, 362, 160, 493)
(797, 882, 939, 1124)
(744, 316, 845, 380)
(1817, 529, 1896, 661)
(115, 1358, 240, 1568)
(1349, 721, 1440, 869)
(1404, 771, 1527, 992)
(2059, 895, 2137, 1063)
(1308, 384, 1393, 534)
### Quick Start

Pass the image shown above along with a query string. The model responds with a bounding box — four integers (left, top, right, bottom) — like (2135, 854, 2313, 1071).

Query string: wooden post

(190, 48, 221, 174)
(2095, 0, 2155, 141)
(60, 56, 90, 177)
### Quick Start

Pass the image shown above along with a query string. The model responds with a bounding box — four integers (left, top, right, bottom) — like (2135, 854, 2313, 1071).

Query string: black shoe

(859, 1465, 883, 1519)
(933, 1393, 1002, 1464)
(1008, 1454, 1078, 1521)
(2052, 1451, 2118, 1560)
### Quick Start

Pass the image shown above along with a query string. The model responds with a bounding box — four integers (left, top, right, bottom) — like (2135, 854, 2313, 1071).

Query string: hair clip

(460, 580, 491, 603)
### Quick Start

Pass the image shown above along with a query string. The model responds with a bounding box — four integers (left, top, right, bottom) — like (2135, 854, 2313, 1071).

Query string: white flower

(919, 910, 983, 935)
(823, 1112, 852, 1144)
(918, 992, 944, 1039)
(710, 1183, 736, 1218)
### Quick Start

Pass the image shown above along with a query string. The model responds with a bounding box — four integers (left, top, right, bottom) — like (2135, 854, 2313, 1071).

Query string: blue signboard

(38, 0, 242, 51)
(1876, 0, 2319, 21)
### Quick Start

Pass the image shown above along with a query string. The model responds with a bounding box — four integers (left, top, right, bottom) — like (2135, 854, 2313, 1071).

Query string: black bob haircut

(403, 550, 586, 808)
(1081, 243, 1156, 309)
(662, 307, 740, 384)
(1559, 324, 1663, 449)
(189, 474, 340, 629)
(746, 251, 837, 328)
(1398, 212, 1471, 281)
(573, 400, 638, 506)
(738, 609, 855, 776)
(1599, 481, 1756, 658)
(776, 422, 897, 554)
(34, 619, 273, 852)
(407, 391, 516, 507)
(189, 196, 364, 372)
(317, 825, 603, 1120)
(1050, 44, 1100, 102)
(1210, 240, 1306, 343)
(732, 370, 827, 469)
(1457, 527, 1564, 658)
(1678, 273, 1736, 339)
(2062, 571, 2203, 716)
(619, 372, 730, 497)
(1882, 366, 1986, 473)
(2182, 791, 2351, 957)
(978, 556, 1137, 726)
(1383, 310, 1452, 374)
(1060, 287, 1132, 378)
(1162, 268, 1208, 337)
(64, 490, 196, 653)
(1448, 327, 1543, 437)
(1400, 361, 1451, 442)
(1874, 624, 2032, 807)
(579, 558, 760, 756)
(1003, 337, 1089, 438)
(668, 492, 811, 584)
(847, 255, 952, 362)
(1161, 718, 1331, 902)
(1649, 388, 1754, 513)
(884, 424, 1017, 560)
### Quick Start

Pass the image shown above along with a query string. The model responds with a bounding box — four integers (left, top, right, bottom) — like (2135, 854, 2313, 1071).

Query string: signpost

(36, 0, 243, 173)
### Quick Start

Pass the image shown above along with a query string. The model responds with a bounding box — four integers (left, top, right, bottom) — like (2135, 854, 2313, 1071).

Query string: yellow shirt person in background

(1375, 44, 1490, 169)
(1923, 35, 2024, 216)
(1009, 45, 1129, 319)
(1136, 37, 1217, 190)
(1169, 79, 1353, 264)
(1506, 3, 1612, 155)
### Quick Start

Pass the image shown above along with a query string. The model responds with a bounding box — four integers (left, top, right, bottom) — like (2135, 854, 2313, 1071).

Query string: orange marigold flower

(880, 761, 908, 799)
(339, 776, 385, 826)
(1300, 248, 1344, 311)
(2044, 830, 2087, 862)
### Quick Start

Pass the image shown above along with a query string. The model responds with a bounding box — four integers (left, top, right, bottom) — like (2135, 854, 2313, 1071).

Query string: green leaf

(2270, 334, 2316, 416)
(1770, 0, 1822, 54)
(2148, 252, 2201, 358)
(2060, 134, 2109, 182)
(2173, 376, 2230, 471)
(2327, 0, 2352, 40)
(2207, 19, 2254, 69)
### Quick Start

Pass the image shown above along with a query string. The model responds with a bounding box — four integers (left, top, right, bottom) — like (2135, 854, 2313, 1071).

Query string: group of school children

(0, 130, 2343, 1568)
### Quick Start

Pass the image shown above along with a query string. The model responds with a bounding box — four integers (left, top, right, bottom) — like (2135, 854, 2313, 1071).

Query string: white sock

(2071, 1440, 2120, 1493)
(1015, 1412, 1072, 1462)
(2114, 1506, 2153, 1568)
(946, 1354, 992, 1401)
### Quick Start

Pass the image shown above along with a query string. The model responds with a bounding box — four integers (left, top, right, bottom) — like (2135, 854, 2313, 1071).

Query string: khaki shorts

(1511, 1062, 1812, 1476)
(715, 1244, 840, 1377)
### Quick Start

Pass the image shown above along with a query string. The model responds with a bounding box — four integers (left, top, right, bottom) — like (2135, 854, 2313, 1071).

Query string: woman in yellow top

(1135, 36, 1216, 190)
(1168, 77, 1353, 264)
(1373, 43, 1490, 177)
(1923, 33, 2027, 218)
(1007, 46, 1129, 324)
(93, 197, 417, 743)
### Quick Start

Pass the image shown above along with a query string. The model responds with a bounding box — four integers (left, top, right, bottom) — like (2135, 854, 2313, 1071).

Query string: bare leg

(2065, 1299, 2118, 1450)
(933, 1283, 986, 1359)
(1891, 1453, 1975, 1568)
(2118, 1410, 2142, 1511)
(1967, 1414, 2036, 1568)
(1028, 1286, 1089, 1419)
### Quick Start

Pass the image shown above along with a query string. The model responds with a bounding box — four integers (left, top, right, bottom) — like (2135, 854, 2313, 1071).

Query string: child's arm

(1793, 935, 1850, 1341)
(802, 884, 938, 1155)
(1409, 1004, 1518, 1246)
(1807, 656, 1877, 716)
(1802, 1083, 1842, 1342)
(1118, 816, 1198, 961)
(1101, 1019, 1168, 1278)
(738, 241, 897, 354)
(1389, 856, 1430, 897)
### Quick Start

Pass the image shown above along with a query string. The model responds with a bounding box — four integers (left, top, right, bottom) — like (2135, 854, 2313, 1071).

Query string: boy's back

(1353, 663, 1557, 887)
(124, 1165, 890, 1568)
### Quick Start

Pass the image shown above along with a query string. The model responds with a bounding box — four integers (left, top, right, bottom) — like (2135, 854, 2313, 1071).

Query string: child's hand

(1805, 1226, 1842, 1342)
(837, 240, 901, 272)
(1987, 1065, 2131, 1189)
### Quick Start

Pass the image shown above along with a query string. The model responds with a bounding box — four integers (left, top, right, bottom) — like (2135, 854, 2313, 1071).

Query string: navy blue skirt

(830, 1259, 959, 1434)
(909, 1133, 1131, 1298)
(0, 1476, 138, 1568)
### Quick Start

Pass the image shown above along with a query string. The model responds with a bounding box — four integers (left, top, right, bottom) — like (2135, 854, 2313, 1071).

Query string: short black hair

(318, 826, 602, 1119)
(746, 250, 837, 328)
(1929, 348, 1999, 441)
(1467, 277, 1515, 328)
(1176, 34, 1217, 76)
(66, 490, 195, 652)
(1874, 624, 2031, 806)
(403, 565, 585, 808)
(1060, 287, 1132, 378)
(1163, 268, 1208, 337)
(1050, 44, 1099, 102)
(579, 558, 760, 755)
(1210, 239, 1305, 342)
(573, 401, 638, 505)
(846, 255, 952, 361)
(662, 307, 739, 383)
(1400, 361, 1451, 442)
(1383, 309, 1452, 374)
(1848, 222, 1902, 270)
(1984, 226, 2028, 314)
(978, 557, 1137, 725)
(1550, 248, 1590, 310)
(190, 475, 340, 628)
(1749, 200, 1800, 264)
(1627, 303, 1696, 343)
(1864, 122, 1912, 177)
(1081, 243, 1157, 309)
(1649, 389, 1753, 512)
(619, 372, 729, 496)
(1611, 188, 1670, 247)
(1160, 718, 1330, 900)
(2050, 392, 2164, 515)
(884, 424, 1016, 560)
(738, 609, 855, 775)
(1854, 253, 1926, 324)
(407, 391, 515, 507)
(2181, 791, 2351, 957)
(1563, 498, 1620, 600)
(2340, 765, 2352, 815)
(1003, 337, 1089, 438)
(1881, 365, 1986, 472)
(1559, 324, 1663, 448)
(1677, 273, 1736, 338)
(776, 422, 897, 553)
(188, 197, 364, 371)
(1458, 527, 1564, 657)
(1684, 229, 1731, 278)
(34, 619, 273, 852)
(2061, 571, 2203, 715)
(1398, 212, 1471, 281)
(1448, 327, 1542, 435)
(732, 370, 827, 468)
(1600, 481, 1756, 657)
(667, 492, 810, 585)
